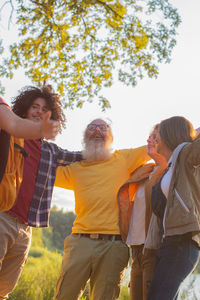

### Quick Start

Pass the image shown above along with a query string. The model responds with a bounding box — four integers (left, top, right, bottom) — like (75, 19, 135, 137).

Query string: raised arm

(0, 104, 59, 140)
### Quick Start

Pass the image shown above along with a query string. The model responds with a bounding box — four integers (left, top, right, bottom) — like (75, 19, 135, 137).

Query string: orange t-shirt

(0, 97, 24, 211)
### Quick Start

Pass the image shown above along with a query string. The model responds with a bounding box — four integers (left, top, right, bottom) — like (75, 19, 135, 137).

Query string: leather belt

(73, 233, 122, 241)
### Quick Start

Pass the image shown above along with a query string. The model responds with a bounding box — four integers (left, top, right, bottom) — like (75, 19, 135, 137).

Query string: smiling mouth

(33, 116, 42, 121)
(90, 136, 104, 141)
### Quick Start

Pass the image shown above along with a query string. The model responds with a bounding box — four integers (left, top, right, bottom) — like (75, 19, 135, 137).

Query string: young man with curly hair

(0, 96, 59, 139)
(0, 94, 60, 213)
(0, 86, 82, 299)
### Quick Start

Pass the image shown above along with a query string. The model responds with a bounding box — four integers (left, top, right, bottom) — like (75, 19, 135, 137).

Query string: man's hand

(130, 163, 155, 182)
(40, 111, 60, 140)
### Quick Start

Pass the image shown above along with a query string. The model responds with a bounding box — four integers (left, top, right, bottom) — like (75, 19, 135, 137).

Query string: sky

(1, 0, 200, 211)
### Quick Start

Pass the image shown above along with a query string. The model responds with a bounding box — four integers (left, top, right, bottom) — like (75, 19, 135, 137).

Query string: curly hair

(12, 85, 66, 132)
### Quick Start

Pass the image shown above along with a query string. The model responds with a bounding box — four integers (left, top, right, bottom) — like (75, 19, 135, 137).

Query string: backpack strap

(14, 143, 29, 158)
(0, 130, 29, 184)
(0, 130, 10, 183)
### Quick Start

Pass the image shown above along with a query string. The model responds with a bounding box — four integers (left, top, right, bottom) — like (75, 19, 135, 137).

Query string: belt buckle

(90, 234, 99, 240)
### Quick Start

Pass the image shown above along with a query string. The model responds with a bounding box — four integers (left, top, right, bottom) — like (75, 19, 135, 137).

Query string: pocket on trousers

(64, 234, 80, 250)
(114, 241, 129, 269)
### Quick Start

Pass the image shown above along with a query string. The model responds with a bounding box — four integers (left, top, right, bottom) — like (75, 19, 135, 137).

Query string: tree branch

(95, 0, 123, 19)
(0, 0, 15, 29)
(8, 0, 14, 29)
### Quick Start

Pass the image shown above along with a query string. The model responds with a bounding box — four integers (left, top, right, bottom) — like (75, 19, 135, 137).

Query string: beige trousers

(55, 234, 129, 300)
(0, 212, 32, 299)
(130, 245, 156, 300)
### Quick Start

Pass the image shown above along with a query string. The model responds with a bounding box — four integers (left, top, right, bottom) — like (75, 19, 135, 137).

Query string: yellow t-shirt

(55, 146, 149, 234)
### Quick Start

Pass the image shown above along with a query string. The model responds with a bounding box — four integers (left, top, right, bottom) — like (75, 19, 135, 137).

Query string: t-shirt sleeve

(121, 146, 150, 173)
(55, 165, 74, 190)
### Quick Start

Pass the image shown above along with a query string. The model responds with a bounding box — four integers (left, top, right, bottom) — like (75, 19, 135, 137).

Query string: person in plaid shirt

(0, 86, 82, 299)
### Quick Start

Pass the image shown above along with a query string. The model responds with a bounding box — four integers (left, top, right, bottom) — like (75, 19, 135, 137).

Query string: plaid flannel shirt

(27, 140, 82, 227)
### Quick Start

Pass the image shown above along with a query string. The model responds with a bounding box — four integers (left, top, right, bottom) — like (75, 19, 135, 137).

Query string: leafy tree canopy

(0, 0, 181, 109)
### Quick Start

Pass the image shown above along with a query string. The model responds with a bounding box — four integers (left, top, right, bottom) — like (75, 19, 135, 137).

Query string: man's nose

(94, 126, 102, 133)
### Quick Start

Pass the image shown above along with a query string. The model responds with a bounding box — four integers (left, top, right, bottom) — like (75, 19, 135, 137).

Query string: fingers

(40, 113, 60, 140)
(43, 111, 52, 122)
(144, 163, 155, 168)
(52, 121, 60, 136)
(147, 141, 158, 157)
(45, 121, 60, 140)
(140, 164, 154, 174)
(133, 164, 154, 180)
(143, 165, 154, 176)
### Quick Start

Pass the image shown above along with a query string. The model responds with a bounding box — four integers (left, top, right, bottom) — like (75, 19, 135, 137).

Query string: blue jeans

(146, 237, 200, 300)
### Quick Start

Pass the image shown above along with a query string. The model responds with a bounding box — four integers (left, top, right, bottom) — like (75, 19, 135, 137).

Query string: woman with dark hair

(146, 116, 200, 300)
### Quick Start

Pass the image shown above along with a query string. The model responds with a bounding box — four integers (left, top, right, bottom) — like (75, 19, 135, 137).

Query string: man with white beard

(82, 119, 113, 162)
(54, 118, 151, 300)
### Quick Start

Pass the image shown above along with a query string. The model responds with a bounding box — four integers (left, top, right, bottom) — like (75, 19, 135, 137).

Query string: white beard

(83, 139, 112, 162)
